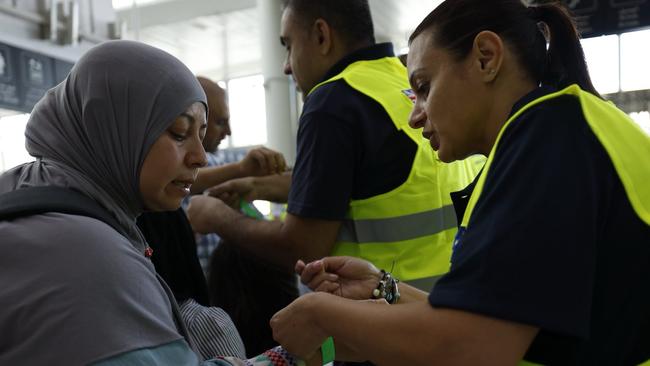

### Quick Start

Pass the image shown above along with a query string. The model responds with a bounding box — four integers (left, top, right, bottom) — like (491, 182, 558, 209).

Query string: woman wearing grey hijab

(0, 40, 316, 366)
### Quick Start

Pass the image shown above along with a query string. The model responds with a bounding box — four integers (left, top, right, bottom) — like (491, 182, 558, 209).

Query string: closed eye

(169, 131, 187, 142)
(414, 83, 430, 98)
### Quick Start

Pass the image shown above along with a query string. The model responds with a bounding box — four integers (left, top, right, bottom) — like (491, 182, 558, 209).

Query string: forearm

(314, 296, 532, 366)
(315, 298, 440, 365)
(211, 207, 316, 270)
(395, 282, 429, 304)
(193, 163, 244, 193)
(252, 173, 291, 203)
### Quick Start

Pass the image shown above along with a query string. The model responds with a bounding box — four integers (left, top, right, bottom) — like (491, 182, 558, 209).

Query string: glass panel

(620, 29, 650, 92)
(581, 35, 619, 94)
(0, 114, 34, 172)
(227, 74, 267, 147)
(629, 111, 650, 135)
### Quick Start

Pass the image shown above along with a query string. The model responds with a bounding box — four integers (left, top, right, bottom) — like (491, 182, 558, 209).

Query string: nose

(283, 57, 292, 75)
(187, 137, 208, 168)
(224, 122, 231, 137)
(408, 100, 426, 130)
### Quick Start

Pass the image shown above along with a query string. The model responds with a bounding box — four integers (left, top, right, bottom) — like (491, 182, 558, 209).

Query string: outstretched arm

(295, 256, 429, 303)
(192, 147, 287, 194)
(271, 293, 538, 365)
(187, 196, 340, 271)
(208, 172, 292, 204)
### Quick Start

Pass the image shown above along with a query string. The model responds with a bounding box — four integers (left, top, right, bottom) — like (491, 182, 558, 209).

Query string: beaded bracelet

(371, 269, 400, 304)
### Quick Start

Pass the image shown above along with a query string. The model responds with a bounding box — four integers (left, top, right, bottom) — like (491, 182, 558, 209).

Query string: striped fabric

(181, 152, 226, 274)
(179, 298, 247, 360)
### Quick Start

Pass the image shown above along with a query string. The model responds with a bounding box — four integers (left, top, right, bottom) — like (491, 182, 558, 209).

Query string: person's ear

(472, 31, 503, 82)
(312, 18, 333, 55)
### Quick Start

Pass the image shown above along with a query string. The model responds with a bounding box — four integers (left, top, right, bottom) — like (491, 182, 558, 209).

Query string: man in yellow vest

(187, 0, 479, 291)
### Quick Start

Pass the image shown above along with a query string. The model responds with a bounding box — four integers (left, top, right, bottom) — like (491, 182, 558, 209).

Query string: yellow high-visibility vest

(310, 57, 482, 289)
(457, 84, 650, 366)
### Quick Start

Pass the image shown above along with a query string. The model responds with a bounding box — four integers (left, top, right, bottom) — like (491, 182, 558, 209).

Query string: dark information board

(533, 0, 650, 38)
(0, 42, 74, 113)
(574, 0, 649, 37)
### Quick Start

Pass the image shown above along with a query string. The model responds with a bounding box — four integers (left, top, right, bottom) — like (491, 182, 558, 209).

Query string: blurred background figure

(191, 76, 232, 273)
(207, 240, 299, 357)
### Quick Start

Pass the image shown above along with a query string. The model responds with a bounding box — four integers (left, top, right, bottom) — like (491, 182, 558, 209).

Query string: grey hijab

(0, 40, 206, 365)
(0, 39, 206, 252)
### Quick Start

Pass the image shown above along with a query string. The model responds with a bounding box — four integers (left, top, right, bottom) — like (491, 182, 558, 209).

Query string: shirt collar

(508, 85, 556, 119)
(320, 42, 395, 82)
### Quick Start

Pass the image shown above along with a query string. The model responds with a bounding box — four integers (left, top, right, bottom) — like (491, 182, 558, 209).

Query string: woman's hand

(270, 293, 329, 360)
(272, 293, 384, 364)
(296, 256, 381, 300)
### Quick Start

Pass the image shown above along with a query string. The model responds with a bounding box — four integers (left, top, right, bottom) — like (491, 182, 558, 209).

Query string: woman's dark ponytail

(530, 3, 602, 98)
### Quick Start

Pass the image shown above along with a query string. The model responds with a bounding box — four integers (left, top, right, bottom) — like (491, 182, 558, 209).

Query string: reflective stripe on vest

(310, 57, 483, 288)
(336, 205, 458, 243)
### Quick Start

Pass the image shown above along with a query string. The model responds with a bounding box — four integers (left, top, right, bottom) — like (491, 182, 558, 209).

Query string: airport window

(581, 35, 620, 95)
(226, 74, 267, 148)
(620, 29, 650, 92)
(629, 111, 650, 135)
(0, 113, 33, 173)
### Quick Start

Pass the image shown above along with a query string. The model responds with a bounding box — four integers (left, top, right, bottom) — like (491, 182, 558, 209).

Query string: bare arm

(192, 163, 246, 194)
(295, 256, 429, 303)
(208, 172, 292, 203)
(191, 147, 287, 194)
(187, 196, 340, 270)
(271, 293, 538, 365)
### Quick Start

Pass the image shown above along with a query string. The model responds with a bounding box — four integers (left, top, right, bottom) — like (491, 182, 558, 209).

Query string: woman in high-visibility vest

(269, 0, 650, 365)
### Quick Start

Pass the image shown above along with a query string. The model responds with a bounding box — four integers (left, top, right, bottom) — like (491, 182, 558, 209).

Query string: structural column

(259, 0, 295, 165)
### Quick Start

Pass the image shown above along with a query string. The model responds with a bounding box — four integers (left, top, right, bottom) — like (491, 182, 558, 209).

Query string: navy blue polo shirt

(287, 43, 417, 220)
(431, 87, 650, 364)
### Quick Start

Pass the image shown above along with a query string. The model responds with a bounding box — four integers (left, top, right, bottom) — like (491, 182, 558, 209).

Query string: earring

(488, 69, 495, 74)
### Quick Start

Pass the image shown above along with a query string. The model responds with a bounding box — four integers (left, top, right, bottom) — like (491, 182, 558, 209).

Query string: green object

(239, 200, 264, 220)
(320, 336, 335, 365)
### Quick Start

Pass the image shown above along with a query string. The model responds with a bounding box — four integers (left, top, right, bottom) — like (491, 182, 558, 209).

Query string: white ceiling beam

(117, 0, 257, 29)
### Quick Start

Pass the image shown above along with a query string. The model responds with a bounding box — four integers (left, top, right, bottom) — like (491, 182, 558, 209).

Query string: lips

(429, 131, 441, 151)
(423, 129, 440, 151)
(171, 179, 194, 195)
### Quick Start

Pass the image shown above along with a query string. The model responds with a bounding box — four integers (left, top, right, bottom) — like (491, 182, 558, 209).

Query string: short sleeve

(287, 102, 359, 220)
(180, 299, 246, 360)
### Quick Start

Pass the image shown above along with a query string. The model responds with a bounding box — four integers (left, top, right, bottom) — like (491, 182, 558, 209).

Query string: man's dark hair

(283, 0, 375, 48)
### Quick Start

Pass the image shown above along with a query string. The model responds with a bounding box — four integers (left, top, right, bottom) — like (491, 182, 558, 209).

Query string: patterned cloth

(179, 298, 247, 360)
(92, 338, 307, 366)
(214, 346, 305, 366)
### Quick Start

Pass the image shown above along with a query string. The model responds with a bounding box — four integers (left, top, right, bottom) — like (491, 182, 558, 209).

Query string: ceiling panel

(125, 0, 444, 79)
